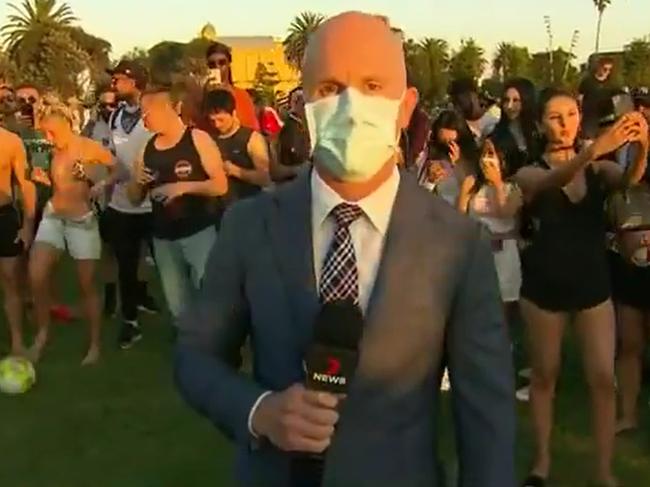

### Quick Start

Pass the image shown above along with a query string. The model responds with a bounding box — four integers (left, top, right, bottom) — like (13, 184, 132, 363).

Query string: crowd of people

(1, 12, 650, 487)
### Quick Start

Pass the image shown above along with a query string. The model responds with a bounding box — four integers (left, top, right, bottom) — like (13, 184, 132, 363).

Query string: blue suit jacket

(174, 171, 516, 487)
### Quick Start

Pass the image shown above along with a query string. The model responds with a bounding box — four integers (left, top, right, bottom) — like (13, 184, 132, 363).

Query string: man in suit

(175, 11, 516, 487)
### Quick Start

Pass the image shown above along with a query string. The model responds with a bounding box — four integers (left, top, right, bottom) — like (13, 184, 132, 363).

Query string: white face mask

(305, 87, 402, 182)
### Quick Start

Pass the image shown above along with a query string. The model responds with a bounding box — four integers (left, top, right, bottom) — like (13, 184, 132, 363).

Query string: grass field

(0, 260, 649, 487)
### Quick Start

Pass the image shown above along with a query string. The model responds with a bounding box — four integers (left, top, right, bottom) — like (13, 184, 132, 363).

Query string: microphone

(290, 300, 364, 487)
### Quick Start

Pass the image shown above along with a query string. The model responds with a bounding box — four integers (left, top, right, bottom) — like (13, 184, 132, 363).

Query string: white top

(311, 167, 400, 313)
(468, 111, 499, 144)
(469, 183, 518, 234)
(108, 107, 153, 214)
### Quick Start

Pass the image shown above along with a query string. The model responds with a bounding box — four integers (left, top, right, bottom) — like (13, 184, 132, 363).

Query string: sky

(1, 0, 649, 63)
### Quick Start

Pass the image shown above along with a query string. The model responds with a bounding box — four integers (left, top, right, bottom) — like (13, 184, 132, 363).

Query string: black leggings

(103, 208, 153, 321)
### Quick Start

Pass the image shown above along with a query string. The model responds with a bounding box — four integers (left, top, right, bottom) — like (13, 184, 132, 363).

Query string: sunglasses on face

(99, 102, 117, 109)
(207, 58, 229, 69)
(18, 96, 37, 105)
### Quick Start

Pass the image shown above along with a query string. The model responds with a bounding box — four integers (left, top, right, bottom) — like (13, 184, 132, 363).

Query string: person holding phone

(418, 109, 479, 206)
(513, 88, 648, 487)
(204, 42, 259, 131)
(29, 95, 117, 365)
(458, 139, 523, 313)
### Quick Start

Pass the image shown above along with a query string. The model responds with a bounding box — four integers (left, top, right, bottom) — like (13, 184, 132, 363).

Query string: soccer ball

(0, 356, 36, 395)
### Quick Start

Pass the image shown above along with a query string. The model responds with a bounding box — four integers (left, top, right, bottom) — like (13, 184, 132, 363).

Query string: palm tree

(493, 42, 515, 79)
(283, 11, 325, 72)
(593, 0, 613, 53)
(1, 0, 77, 57)
(493, 42, 532, 80)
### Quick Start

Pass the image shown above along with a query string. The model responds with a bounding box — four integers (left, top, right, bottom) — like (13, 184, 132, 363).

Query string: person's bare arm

(225, 131, 270, 188)
(457, 175, 476, 213)
(515, 114, 642, 201)
(190, 129, 229, 196)
(594, 114, 649, 189)
(11, 137, 36, 229)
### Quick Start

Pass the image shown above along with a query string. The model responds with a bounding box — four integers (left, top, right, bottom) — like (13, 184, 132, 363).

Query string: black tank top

(214, 126, 261, 202)
(144, 128, 219, 240)
(521, 160, 610, 310)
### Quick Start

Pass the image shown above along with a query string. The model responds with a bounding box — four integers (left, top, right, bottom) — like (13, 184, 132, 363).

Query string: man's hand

(251, 384, 340, 453)
(31, 167, 51, 187)
(223, 161, 240, 178)
(136, 165, 157, 187)
(89, 180, 107, 201)
(151, 183, 186, 205)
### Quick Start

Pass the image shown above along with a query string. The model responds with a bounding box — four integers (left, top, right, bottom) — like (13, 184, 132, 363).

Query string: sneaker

(516, 385, 530, 402)
(137, 294, 160, 315)
(118, 321, 142, 350)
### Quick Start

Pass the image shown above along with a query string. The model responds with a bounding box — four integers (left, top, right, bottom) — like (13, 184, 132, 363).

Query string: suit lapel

(266, 171, 320, 341)
(365, 173, 425, 324)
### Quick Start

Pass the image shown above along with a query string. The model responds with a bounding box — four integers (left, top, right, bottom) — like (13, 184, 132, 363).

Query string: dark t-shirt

(579, 75, 609, 137)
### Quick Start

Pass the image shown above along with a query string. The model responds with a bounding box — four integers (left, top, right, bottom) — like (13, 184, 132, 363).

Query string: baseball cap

(107, 60, 148, 89)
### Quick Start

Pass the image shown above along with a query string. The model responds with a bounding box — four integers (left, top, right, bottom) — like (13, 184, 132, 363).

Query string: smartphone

(206, 68, 222, 87)
(613, 93, 635, 117)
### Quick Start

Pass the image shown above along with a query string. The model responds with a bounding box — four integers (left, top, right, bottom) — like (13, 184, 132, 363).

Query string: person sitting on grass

(29, 95, 116, 365)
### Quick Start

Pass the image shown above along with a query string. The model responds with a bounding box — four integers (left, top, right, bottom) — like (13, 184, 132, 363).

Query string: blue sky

(1, 0, 648, 62)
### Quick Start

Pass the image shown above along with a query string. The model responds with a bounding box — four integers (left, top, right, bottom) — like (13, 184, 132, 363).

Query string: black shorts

(0, 204, 23, 258)
(610, 250, 650, 311)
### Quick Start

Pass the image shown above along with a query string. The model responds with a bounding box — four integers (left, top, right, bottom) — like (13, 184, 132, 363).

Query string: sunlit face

(437, 128, 458, 145)
(141, 93, 173, 133)
(39, 115, 73, 149)
(503, 87, 522, 121)
(302, 14, 416, 132)
(596, 63, 614, 81)
(111, 74, 136, 98)
(208, 110, 235, 135)
(541, 95, 580, 148)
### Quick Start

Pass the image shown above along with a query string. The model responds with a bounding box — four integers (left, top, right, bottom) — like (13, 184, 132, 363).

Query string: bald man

(175, 12, 515, 487)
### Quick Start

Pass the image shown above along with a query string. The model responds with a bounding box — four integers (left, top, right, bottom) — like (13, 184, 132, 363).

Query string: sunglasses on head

(18, 96, 36, 105)
(207, 58, 229, 69)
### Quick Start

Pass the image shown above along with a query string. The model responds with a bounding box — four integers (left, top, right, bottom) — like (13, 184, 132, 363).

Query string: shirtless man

(0, 125, 36, 356)
(30, 96, 116, 365)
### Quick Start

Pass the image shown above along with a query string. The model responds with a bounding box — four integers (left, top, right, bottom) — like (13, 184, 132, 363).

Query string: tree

(122, 46, 150, 68)
(253, 62, 279, 106)
(450, 38, 486, 82)
(1, 0, 76, 56)
(67, 27, 111, 75)
(15, 27, 89, 96)
(623, 38, 650, 88)
(148, 41, 186, 85)
(404, 37, 450, 108)
(283, 11, 325, 72)
(593, 0, 613, 53)
(493, 42, 532, 80)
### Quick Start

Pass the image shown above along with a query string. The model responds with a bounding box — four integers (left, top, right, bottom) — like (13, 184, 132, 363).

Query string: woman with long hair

(29, 95, 116, 365)
(418, 109, 478, 206)
(513, 88, 648, 487)
(491, 78, 539, 174)
(458, 139, 523, 315)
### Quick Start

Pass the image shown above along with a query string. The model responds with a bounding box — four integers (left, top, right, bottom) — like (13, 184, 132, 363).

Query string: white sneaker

(440, 369, 451, 392)
(516, 386, 530, 402)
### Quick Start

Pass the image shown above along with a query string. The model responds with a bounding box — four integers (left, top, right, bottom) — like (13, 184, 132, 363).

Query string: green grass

(1, 261, 649, 487)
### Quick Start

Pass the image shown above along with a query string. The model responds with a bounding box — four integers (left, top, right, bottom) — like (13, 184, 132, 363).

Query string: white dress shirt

(311, 167, 400, 313)
(248, 166, 401, 436)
